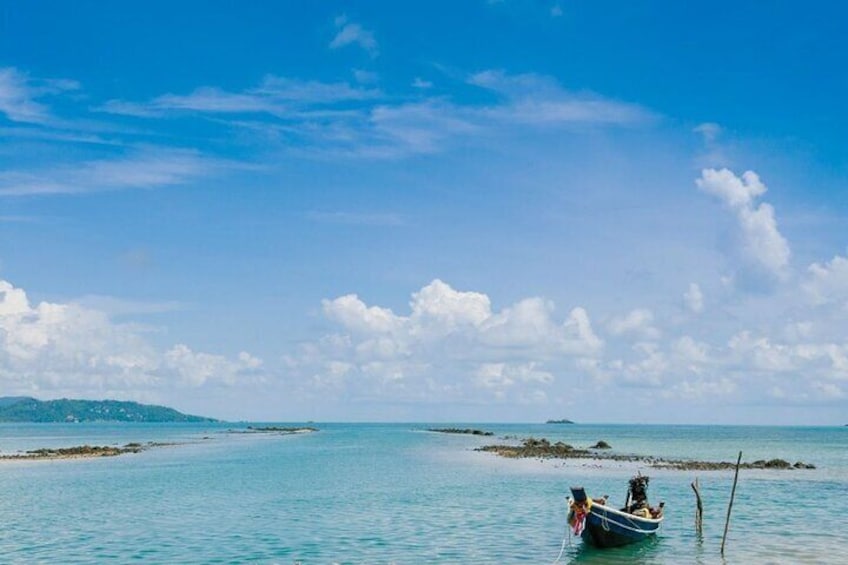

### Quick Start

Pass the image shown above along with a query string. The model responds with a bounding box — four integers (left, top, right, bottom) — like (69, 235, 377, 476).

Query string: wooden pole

(720, 451, 742, 557)
(690, 477, 703, 534)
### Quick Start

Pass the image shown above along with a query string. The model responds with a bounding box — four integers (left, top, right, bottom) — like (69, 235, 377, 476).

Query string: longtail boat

(568, 474, 664, 548)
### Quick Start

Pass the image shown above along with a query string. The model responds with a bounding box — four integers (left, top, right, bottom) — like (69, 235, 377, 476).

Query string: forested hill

(0, 397, 216, 423)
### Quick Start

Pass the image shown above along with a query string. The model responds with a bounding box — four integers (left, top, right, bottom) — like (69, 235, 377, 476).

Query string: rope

(551, 523, 570, 565)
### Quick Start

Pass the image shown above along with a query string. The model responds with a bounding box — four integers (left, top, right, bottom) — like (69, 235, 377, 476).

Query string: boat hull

(582, 503, 662, 548)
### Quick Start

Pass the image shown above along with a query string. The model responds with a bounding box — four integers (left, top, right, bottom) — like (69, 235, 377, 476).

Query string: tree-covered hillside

(0, 397, 216, 423)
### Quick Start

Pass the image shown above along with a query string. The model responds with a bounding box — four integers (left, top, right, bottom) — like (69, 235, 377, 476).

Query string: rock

(591, 441, 612, 449)
(428, 428, 494, 436)
(476, 437, 584, 459)
(753, 458, 792, 469)
(793, 461, 816, 469)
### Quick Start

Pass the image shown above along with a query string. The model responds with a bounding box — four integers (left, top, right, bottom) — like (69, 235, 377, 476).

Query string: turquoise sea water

(1, 423, 846, 564)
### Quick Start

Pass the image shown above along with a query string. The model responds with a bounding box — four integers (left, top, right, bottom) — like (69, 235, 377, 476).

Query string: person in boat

(624, 474, 664, 519)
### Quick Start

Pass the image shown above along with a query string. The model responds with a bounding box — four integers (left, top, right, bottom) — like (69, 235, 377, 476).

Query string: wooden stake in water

(691, 477, 703, 534)
(720, 451, 742, 557)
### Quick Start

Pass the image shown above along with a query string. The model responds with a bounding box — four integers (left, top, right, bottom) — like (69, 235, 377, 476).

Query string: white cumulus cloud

(293, 280, 601, 406)
(410, 279, 492, 328)
(164, 344, 262, 387)
(323, 294, 402, 334)
(697, 168, 790, 287)
(803, 254, 848, 308)
(0, 279, 263, 399)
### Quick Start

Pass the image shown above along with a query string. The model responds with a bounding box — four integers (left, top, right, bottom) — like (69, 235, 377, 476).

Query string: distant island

(545, 419, 575, 424)
(0, 397, 216, 423)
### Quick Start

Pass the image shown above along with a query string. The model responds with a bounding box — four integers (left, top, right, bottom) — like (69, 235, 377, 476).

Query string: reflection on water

(568, 534, 663, 563)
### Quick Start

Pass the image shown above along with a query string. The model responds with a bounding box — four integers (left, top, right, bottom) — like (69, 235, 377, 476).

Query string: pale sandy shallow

(0, 428, 318, 462)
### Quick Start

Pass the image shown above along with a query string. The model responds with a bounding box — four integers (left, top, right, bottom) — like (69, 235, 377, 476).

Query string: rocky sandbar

(0, 442, 160, 461)
(476, 437, 815, 470)
(428, 428, 494, 436)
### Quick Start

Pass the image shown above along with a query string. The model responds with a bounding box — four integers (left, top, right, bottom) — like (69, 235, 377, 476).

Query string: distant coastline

(0, 397, 216, 423)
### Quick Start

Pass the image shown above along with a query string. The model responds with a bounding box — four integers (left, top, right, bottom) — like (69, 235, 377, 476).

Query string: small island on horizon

(0, 397, 216, 423)
(545, 418, 575, 424)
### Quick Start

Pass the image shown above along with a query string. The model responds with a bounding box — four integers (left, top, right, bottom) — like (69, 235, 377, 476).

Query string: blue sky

(1, 1, 847, 423)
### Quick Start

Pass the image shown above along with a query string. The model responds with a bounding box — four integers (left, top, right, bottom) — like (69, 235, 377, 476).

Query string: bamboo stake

(690, 477, 703, 534)
(720, 451, 742, 557)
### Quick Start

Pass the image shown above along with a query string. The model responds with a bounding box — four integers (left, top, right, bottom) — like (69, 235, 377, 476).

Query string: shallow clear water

(0, 423, 846, 563)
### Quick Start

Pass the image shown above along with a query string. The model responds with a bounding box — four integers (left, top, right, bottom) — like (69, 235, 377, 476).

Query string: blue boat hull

(582, 503, 662, 548)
